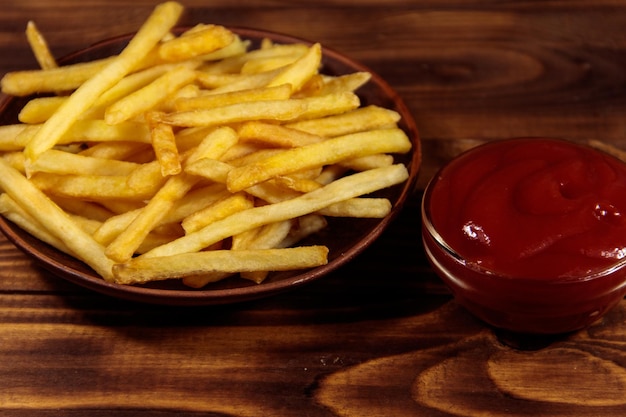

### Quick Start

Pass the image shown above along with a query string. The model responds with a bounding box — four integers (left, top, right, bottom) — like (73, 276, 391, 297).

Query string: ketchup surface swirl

(427, 138, 626, 279)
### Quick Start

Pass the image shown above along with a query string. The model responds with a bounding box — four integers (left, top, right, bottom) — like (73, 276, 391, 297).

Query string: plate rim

(0, 26, 421, 306)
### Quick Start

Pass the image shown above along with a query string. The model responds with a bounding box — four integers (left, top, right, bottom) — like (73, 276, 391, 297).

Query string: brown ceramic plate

(0, 27, 421, 305)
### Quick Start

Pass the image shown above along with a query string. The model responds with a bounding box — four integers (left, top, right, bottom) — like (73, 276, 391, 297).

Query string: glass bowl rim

(421, 137, 626, 285)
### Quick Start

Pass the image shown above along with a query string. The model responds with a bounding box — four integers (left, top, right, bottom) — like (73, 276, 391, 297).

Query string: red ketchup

(422, 138, 626, 334)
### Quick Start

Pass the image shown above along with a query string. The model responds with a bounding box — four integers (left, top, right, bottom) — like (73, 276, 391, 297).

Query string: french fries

(0, 158, 115, 280)
(159, 24, 236, 62)
(25, 21, 58, 70)
(0, 1, 414, 288)
(23, 1, 184, 165)
(113, 246, 330, 285)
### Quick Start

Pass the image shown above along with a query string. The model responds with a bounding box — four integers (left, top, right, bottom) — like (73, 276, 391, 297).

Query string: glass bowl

(422, 137, 626, 334)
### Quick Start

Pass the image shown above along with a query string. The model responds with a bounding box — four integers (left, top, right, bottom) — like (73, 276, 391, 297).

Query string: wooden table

(2, 1, 626, 415)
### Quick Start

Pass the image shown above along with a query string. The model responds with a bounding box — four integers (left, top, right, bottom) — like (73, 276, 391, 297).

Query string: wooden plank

(1, 1, 626, 415)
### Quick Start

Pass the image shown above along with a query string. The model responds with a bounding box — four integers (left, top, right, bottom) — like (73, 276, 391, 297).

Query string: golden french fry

(161, 183, 230, 224)
(158, 83, 201, 113)
(69, 215, 102, 235)
(26, 21, 58, 70)
(105, 64, 198, 124)
(179, 239, 234, 287)
(185, 125, 240, 165)
(245, 181, 301, 204)
(181, 272, 234, 288)
(273, 175, 322, 193)
(94, 183, 229, 246)
(240, 54, 305, 74)
(1, 152, 26, 173)
(31, 172, 162, 201)
(104, 173, 199, 262)
(98, 199, 146, 216)
(64, 119, 152, 143)
(23, 0, 184, 164)
(174, 84, 292, 112)
(126, 160, 168, 191)
(113, 246, 329, 284)
(316, 72, 371, 95)
(195, 35, 250, 62)
(286, 105, 400, 137)
(0, 193, 73, 255)
(104, 126, 238, 262)
(184, 157, 232, 183)
(18, 96, 66, 124)
(0, 158, 115, 280)
(226, 128, 411, 192)
(0, 124, 32, 151)
(225, 147, 283, 167)
(218, 142, 266, 163)
(0, 57, 116, 96)
(317, 198, 392, 218)
(237, 121, 324, 147)
(142, 164, 408, 258)
(340, 154, 394, 171)
(51, 196, 114, 222)
(16, 120, 152, 155)
(29, 149, 140, 176)
(155, 97, 307, 127)
(147, 115, 181, 176)
(201, 42, 308, 75)
(159, 24, 235, 61)
(231, 220, 293, 251)
(182, 192, 254, 234)
(196, 67, 283, 93)
(92, 208, 141, 246)
(155, 92, 359, 128)
(84, 62, 190, 119)
(234, 220, 294, 283)
(289, 91, 360, 121)
(79, 141, 150, 160)
(135, 230, 185, 255)
(292, 74, 325, 97)
(266, 43, 322, 93)
(174, 126, 217, 152)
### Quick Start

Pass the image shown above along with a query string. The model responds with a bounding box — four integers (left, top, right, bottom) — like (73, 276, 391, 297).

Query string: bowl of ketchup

(422, 137, 626, 334)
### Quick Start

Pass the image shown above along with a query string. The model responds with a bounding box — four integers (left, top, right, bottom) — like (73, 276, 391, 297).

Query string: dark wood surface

(2, 1, 626, 415)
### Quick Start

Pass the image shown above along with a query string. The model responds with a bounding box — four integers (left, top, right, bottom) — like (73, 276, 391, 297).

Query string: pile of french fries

(0, 1, 412, 288)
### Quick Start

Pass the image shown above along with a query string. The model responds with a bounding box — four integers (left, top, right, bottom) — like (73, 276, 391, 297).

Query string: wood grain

(2, 1, 626, 415)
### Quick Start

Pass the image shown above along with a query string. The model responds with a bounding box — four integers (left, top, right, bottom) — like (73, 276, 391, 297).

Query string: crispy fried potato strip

(0, 1, 413, 288)
(22, 1, 184, 165)
(113, 246, 329, 285)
